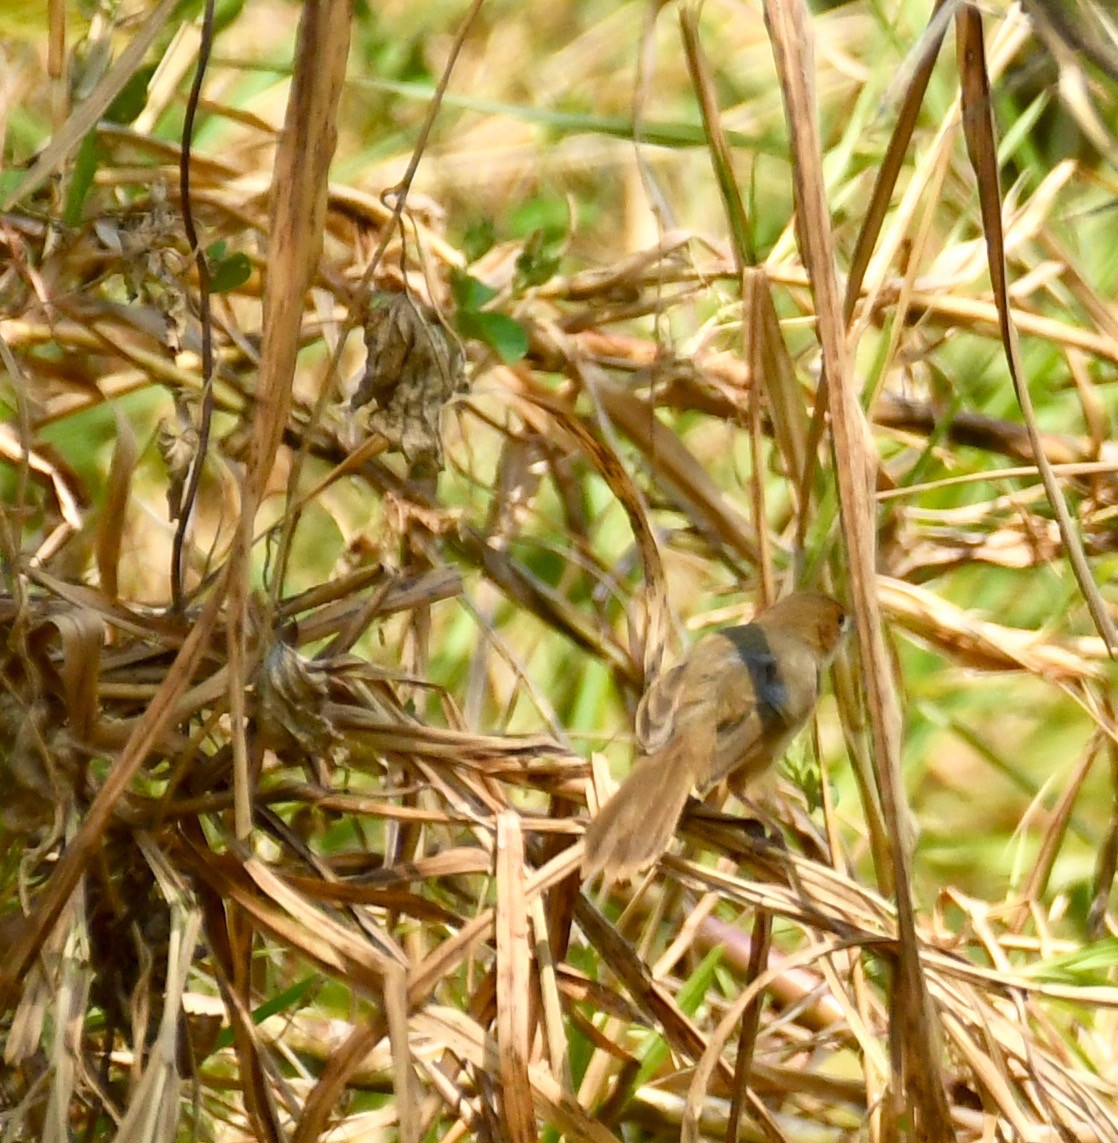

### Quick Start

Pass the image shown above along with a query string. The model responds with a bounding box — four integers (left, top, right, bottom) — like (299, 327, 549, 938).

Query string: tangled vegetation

(2, 0, 1118, 1139)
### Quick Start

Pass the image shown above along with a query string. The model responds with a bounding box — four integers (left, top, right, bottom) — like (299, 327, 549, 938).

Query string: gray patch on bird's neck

(721, 624, 789, 727)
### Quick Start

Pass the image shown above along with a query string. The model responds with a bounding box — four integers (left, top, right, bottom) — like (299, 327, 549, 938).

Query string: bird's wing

(697, 703, 770, 795)
(633, 659, 688, 754)
(697, 630, 818, 794)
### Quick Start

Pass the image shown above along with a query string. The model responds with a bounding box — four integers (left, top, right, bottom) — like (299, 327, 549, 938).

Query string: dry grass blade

(573, 894, 721, 1075)
(243, 0, 350, 505)
(290, 1016, 387, 1143)
(879, 576, 1111, 682)
(518, 360, 760, 567)
(956, 2, 1118, 656)
(1023, 731, 1101, 904)
(384, 962, 419, 1143)
(845, 0, 954, 323)
(495, 812, 536, 1143)
(744, 270, 809, 522)
(725, 910, 773, 1143)
(794, 0, 955, 521)
(1024, 0, 1118, 83)
(413, 1008, 623, 1143)
(94, 411, 138, 603)
(193, 859, 286, 1143)
(528, 895, 572, 1087)
(760, 0, 953, 1132)
(679, 5, 754, 268)
(41, 896, 88, 1143)
(36, 608, 103, 743)
(1088, 700, 1118, 937)
(111, 837, 201, 1143)
(679, 8, 778, 597)
(682, 914, 780, 1143)
(225, 0, 352, 839)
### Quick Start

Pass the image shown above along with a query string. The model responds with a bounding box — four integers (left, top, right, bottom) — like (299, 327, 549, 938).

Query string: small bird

(582, 591, 850, 882)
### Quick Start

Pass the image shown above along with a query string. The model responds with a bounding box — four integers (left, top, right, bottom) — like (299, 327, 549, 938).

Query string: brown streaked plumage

(582, 591, 849, 882)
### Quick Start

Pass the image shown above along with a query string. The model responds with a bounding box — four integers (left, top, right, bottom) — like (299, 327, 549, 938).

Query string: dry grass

(2, 0, 1118, 1139)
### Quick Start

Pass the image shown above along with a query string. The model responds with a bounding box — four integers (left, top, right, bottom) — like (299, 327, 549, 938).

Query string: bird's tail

(581, 744, 694, 883)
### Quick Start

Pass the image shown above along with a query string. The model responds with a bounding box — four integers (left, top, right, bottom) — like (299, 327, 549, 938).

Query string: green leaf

(457, 309, 528, 364)
(675, 945, 725, 1016)
(0, 170, 23, 205)
(105, 65, 155, 125)
(514, 228, 562, 288)
(332, 75, 785, 156)
(64, 133, 100, 227)
(213, 0, 246, 33)
(1024, 939, 1118, 986)
(508, 195, 569, 241)
(451, 269, 497, 311)
(209, 975, 317, 1057)
(168, 0, 242, 49)
(634, 946, 724, 1086)
(209, 249, 252, 293)
(463, 218, 495, 263)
